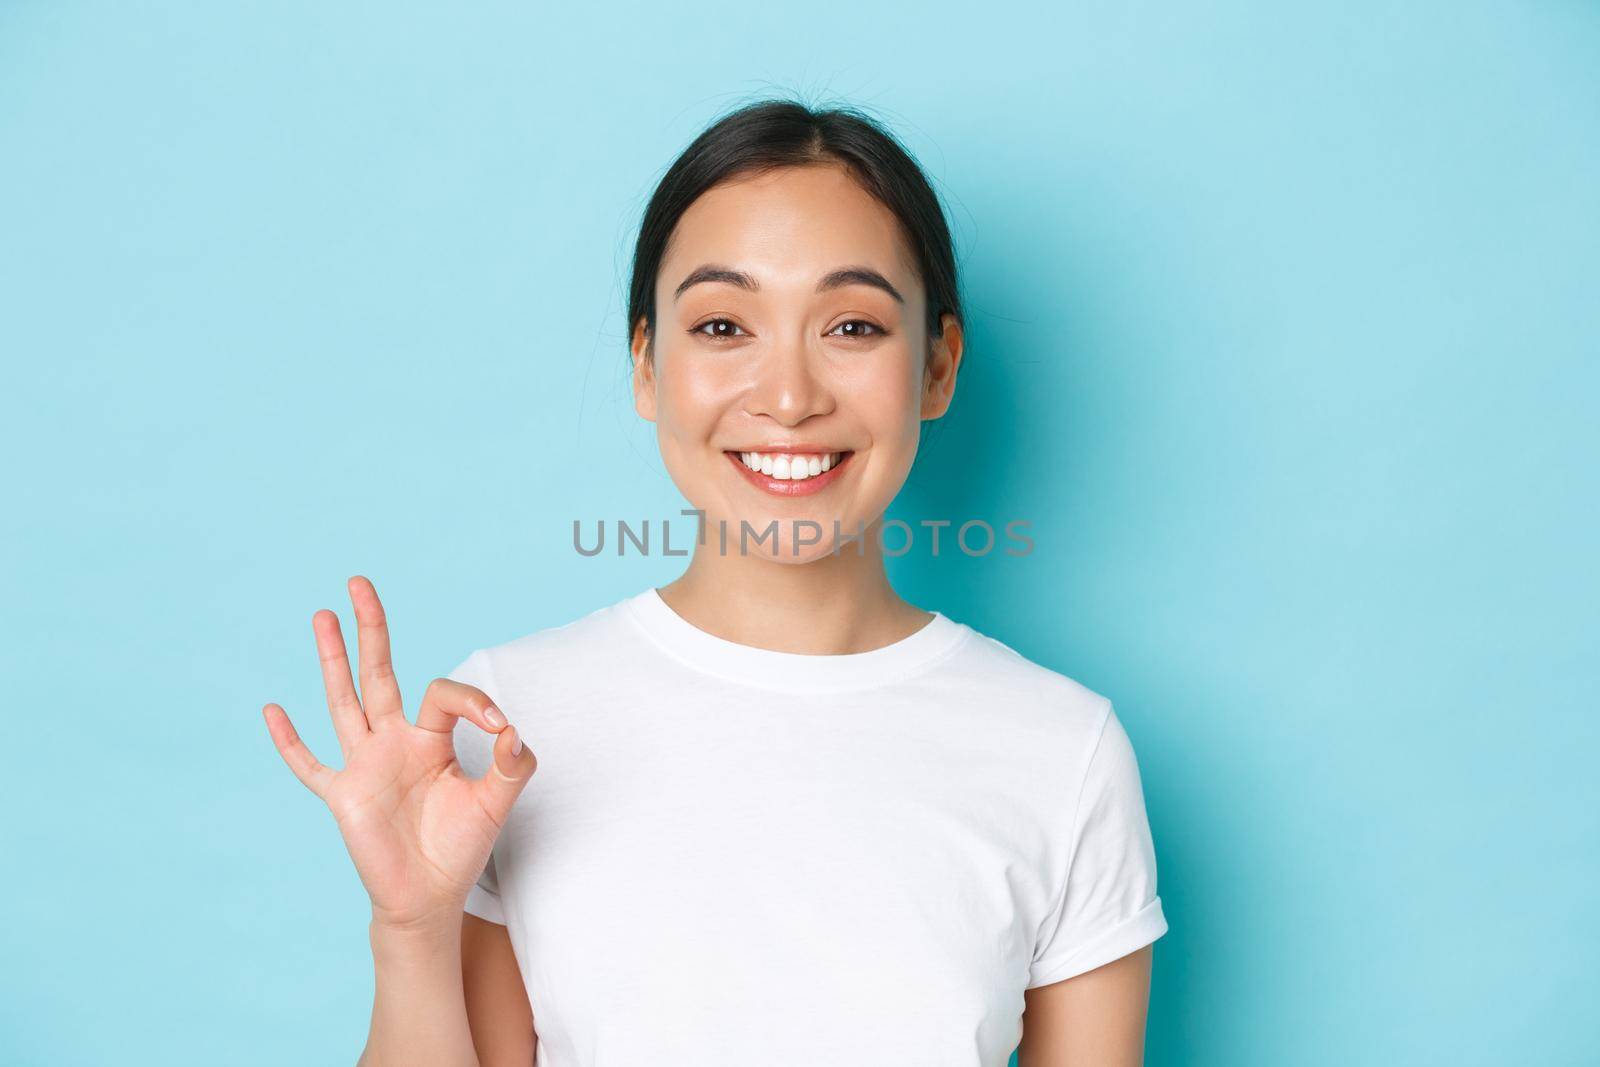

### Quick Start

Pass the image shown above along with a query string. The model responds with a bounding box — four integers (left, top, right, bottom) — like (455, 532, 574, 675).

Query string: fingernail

(484, 705, 505, 728)
(511, 729, 523, 757)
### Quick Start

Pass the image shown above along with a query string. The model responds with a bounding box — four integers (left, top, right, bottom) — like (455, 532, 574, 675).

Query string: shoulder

(464, 594, 636, 691)
(443, 595, 637, 762)
(941, 620, 1114, 740)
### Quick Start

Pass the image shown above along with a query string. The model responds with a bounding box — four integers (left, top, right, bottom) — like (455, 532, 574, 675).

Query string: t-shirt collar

(620, 585, 971, 693)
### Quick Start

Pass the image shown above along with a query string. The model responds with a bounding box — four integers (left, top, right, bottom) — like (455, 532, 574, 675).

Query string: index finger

(415, 676, 506, 736)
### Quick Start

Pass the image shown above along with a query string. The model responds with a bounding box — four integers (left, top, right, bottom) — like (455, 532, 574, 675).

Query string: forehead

(658, 163, 921, 296)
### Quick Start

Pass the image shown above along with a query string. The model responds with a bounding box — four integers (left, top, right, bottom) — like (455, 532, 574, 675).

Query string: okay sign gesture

(262, 575, 536, 931)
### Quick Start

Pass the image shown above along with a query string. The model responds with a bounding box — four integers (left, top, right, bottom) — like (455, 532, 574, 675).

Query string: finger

(415, 676, 506, 736)
(348, 575, 404, 727)
(471, 725, 537, 826)
(313, 608, 370, 759)
(262, 703, 336, 799)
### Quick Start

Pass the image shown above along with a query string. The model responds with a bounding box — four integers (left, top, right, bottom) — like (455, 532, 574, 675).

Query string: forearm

(358, 919, 480, 1067)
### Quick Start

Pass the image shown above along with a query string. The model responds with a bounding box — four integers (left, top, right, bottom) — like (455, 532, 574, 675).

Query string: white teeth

(737, 451, 846, 479)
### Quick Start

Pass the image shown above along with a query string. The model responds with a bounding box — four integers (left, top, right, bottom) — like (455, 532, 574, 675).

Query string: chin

(773, 549, 837, 566)
(702, 511, 848, 563)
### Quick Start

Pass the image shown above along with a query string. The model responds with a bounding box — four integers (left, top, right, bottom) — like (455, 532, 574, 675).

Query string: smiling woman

(630, 154, 962, 567)
(265, 96, 1166, 1067)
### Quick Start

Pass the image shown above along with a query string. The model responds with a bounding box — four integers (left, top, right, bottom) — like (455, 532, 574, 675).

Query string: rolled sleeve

(1027, 703, 1168, 988)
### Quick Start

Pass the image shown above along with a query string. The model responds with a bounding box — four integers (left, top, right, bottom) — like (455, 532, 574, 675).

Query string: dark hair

(627, 97, 962, 361)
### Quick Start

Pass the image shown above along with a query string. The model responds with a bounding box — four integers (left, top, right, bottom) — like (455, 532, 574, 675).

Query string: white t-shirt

(448, 587, 1167, 1066)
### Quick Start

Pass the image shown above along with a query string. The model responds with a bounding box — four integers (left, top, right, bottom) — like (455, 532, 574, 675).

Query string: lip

(725, 449, 854, 497)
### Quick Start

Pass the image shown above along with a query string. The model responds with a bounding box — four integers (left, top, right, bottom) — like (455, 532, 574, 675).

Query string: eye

(828, 319, 888, 340)
(689, 318, 748, 341)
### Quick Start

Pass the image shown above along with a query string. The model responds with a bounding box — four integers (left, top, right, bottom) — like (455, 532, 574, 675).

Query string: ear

(920, 313, 964, 421)
(630, 316, 658, 422)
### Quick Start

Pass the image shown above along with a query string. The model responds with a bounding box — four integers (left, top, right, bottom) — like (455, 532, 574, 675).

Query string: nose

(744, 337, 834, 426)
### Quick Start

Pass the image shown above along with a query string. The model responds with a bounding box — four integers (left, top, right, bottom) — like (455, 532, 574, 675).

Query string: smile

(724, 450, 854, 497)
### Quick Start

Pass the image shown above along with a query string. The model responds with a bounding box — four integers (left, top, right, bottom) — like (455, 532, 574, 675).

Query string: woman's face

(632, 162, 962, 564)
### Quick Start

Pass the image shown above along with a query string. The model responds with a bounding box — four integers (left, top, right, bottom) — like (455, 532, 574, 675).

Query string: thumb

(475, 724, 538, 822)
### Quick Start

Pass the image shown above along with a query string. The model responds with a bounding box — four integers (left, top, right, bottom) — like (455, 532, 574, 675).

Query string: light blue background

(2, 2, 1595, 1064)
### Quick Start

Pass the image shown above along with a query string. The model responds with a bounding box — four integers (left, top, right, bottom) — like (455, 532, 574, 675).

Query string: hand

(262, 575, 536, 932)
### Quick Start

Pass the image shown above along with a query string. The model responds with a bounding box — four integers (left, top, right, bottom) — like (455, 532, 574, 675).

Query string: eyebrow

(673, 263, 905, 304)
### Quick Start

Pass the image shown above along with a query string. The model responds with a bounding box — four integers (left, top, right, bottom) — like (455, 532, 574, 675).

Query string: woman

(264, 98, 1168, 1066)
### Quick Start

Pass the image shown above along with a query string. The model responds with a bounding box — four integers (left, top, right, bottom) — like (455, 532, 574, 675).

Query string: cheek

(655, 351, 737, 436)
(855, 351, 924, 449)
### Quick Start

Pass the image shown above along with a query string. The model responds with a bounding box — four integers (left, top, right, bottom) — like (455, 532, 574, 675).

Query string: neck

(657, 516, 932, 655)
